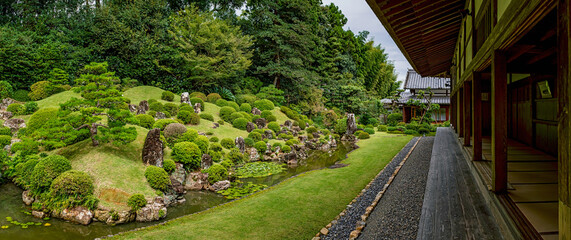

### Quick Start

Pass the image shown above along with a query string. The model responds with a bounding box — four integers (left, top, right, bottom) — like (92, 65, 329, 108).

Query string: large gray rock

(210, 180, 231, 192)
(184, 172, 210, 190)
(193, 103, 201, 114)
(255, 118, 267, 129)
(263, 130, 274, 140)
(248, 148, 260, 161)
(201, 154, 212, 170)
(171, 163, 186, 185)
(142, 128, 164, 167)
(251, 107, 261, 115)
(246, 122, 256, 133)
(181, 92, 190, 104)
(284, 120, 292, 129)
(0, 98, 20, 111)
(155, 112, 166, 119)
(3, 118, 25, 132)
(94, 210, 135, 225)
(212, 122, 220, 129)
(22, 190, 34, 205)
(136, 202, 167, 222)
(346, 113, 357, 135)
(0, 111, 13, 120)
(52, 207, 93, 225)
(170, 176, 184, 194)
(235, 137, 245, 153)
(137, 100, 149, 115)
(128, 104, 138, 114)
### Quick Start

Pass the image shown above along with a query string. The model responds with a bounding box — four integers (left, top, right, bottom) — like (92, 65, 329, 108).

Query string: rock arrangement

(142, 129, 164, 167)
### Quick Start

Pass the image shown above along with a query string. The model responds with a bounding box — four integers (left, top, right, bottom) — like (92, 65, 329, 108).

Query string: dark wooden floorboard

(417, 128, 503, 240)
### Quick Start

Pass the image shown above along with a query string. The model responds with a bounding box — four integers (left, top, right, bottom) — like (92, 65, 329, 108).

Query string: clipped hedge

(203, 164, 228, 184)
(253, 99, 275, 111)
(207, 93, 222, 103)
(127, 194, 147, 211)
(153, 119, 178, 130)
(50, 170, 94, 199)
(194, 135, 210, 155)
(144, 166, 171, 191)
(220, 138, 234, 149)
(232, 117, 249, 130)
(136, 114, 155, 129)
(190, 97, 205, 111)
(163, 159, 176, 174)
(219, 106, 236, 122)
(31, 155, 72, 193)
(199, 113, 214, 121)
(163, 123, 187, 139)
(358, 131, 370, 139)
(149, 102, 164, 112)
(254, 141, 267, 153)
(172, 142, 202, 170)
(267, 122, 280, 134)
(240, 103, 252, 113)
(161, 91, 175, 101)
(7, 103, 25, 115)
(190, 92, 207, 101)
(0, 135, 12, 147)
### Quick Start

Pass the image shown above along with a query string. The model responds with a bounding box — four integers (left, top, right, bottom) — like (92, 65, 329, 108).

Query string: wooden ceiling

(366, 0, 465, 77)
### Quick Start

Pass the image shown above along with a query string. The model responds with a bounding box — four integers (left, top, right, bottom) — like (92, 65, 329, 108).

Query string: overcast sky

(321, 0, 412, 84)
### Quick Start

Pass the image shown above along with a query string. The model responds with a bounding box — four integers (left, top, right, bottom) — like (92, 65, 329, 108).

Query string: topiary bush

(232, 117, 249, 130)
(418, 127, 430, 135)
(199, 113, 214, 121)
(163, 123, 187, 139)
(189, 113, 200, 125)
(7, 103, 25, 115)
(194, 135, 209, 154)
(0, 81, 13, 99)
(240, 103, 252, 113)
(358, 131, 370, 139)
(49, 170, 94, 200)
(149, 102, 164, 112)
(136, 114, 155, 129)
(387, 113, 403, 126)
(177, 110, 192, 124)
(190, 97, 205, 111)
(172, 142, 202, 170)
(209, 150, 223, 162)
(28, 81, 53, 100)
(209, 136, 219, 142)
(176, 129, 198, 143)
(219, 106, 236, 122)
(23, 101, 38, 114)
(364, 128, 375, 135)
(203, 164, 228, 184)
(161, 91, 175, 101)
(189, 92, 207, 101)
(378, 125, 388, 132)
(253, 99, 275, 111)
(244, 137, 255, 147)
(207, 93, 222, 103)
(226, 148, 245, 164)
(127, 194, 147, 211)
(260, 110, 273, 120)
(0, 135, 11, 147)
(285, 139, 299, 146)
(148, 99, 158, 105)
(210, 142, 223, 152)
(144, 166, 171, 191)
(164, 103, 179, 116)
(30, 155, 72, 193)
(248, 132, 262, 142)
(163, 159, 176, 174)
(215, 99, 228, 107)
(11, 139, 40, 156)
(282, 145, 292, 153)
(220, 138, 234, 149)
(12, 89, 30, 102)
(0, 127, 11, 136)
(179, 103, 193, 113)
(404, 130, 418, 135)
(267, 122, 280, 134)
(306, 126, 318, 134)
(227, 101, 240, 111)
(153, 119, 178, 130)
(254, 141, 267, 153)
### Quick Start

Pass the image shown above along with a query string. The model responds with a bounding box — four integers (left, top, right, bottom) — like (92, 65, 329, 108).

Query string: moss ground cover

(113, 133, 412, 240)
(235, 162, 285, 178)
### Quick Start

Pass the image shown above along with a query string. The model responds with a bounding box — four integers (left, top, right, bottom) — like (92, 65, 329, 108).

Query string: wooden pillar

(446, 106, 450, 121)
(451, 94, 456, 130)
(472, 72, 483, 161)
(459, 88, 464, 137)
(558, 0, 571, 238)
(492, 50, 508, 193)
(464, 82, 472, 146)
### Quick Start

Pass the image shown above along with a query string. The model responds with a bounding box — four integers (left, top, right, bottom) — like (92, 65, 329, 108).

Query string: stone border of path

(314, 137, 422, 240)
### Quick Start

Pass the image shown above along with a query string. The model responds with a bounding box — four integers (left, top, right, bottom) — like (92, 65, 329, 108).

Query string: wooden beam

(472, 72, 483, 161)
(464, 81, 472, 146)
(507, 44, 536, 62)
(492, 50, 508, 193)
(558, 0, 571, 238)
(526, 46, 557, 64)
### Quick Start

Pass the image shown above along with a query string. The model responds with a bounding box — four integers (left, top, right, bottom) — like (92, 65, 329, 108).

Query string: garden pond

(0, 143, 352, 240)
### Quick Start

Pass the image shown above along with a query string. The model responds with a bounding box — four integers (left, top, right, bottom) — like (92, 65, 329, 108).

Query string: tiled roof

(404, 69, 450, 90)
(381, 91, 450, 105)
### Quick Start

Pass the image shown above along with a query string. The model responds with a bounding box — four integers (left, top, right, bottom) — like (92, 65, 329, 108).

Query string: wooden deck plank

(508, 184, 558, 202)
(515, 202, 559, 233)
(508, 171, 558, 184)
(507, 162, 558, 171)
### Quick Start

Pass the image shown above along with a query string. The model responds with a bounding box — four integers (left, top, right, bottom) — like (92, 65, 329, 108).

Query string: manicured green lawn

(123, 86, 181, 105)
(113, 133, 413, 240)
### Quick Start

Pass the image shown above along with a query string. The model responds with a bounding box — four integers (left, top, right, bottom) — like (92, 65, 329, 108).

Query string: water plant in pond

(217, 181, 267, 199)
(235, 162, 285, 178)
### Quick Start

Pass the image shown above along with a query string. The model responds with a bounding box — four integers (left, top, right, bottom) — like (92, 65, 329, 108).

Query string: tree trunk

(89, 123, 99, 146)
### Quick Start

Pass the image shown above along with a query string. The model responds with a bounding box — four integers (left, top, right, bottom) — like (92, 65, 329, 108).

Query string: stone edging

(313, 137, 422, 240)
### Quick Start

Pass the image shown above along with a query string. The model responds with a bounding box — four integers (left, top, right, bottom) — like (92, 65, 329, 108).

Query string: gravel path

(358, 137, 434, 240)
(322, 137, 420, 240)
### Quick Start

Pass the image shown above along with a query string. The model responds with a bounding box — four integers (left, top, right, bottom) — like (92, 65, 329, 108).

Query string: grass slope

(36, 90, 82, 109)
(55, 126, 159, 210)
(124, 86, 181, 105)
(113, 133, 413, 239)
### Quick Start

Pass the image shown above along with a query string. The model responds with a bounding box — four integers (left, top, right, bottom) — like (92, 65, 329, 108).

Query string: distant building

(381, 69, 450, 123)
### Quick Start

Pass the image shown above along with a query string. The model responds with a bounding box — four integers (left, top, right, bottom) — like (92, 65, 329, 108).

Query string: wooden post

(472, 72, 483, 161)
(459, 89, 464, 137)
(446, 107, 450, 121)
(464, 82, 472, 146)
(451, 94, 457, 130)
(558, 0, 571, 238)
(492, 50, 508, 193)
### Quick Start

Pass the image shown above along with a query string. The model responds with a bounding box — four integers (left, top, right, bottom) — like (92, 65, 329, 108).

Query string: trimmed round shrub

(148, 99, 158, 105)
(203, 164, 228, 184)
(254, 141, 267, 153)
(23, 101, 38, 114)
(229, 112, 243, 122)
(232, 117, 249, 130)
(244, 137, 255, 147)
(0, 127, 11, 136)
(172, 142, 202, 170)
(13, 157, 39, 188)
(237, 94, 258, 105)
(253, 99, 275, 111)
(248, 132, 262, 142)
(11, 139, 39, 156)
(285, 139, 299, 146)
(7, 103, 25, 115)
(144, 166, 171, 191)
(215, 99, 228, 107)
(127, 194, 147, 211)
(179, 104, 193, 112)
(418, 127, 430, 135)
(50, 170, 94, 199)
(210, 142, 223, 152)
(209, 150, 223, 162)
(12, 89, 30, 102)
(260, 110, 273, 120)
(358, 131, 370, 139)
(147, 110, 157, 117)
(282, 145, 292, 153)
(161, 91, 175, 101)
(306, 126, 318, 134)
(227, 101, 240, 111)
(28, 81, 51, 100)
(164, 103, 179, 116)
(219, 106, 236, 122)
(199, 113, 214, 121)
(240, 103, 252, 113)
(163, 159, 176, 174)
(190, 97, 205, 111)
(387, 113, 403, 126)
(177, 110, 192, 124)
(364, 128, 375, 135)
(265, 115, 277, 122)
(378, 125, 388, 132)
(272, 142, 282, 151)
(267, 122, 280, 134)
(0, 81, 13, 99)
(207, 93, 222, 103)
(404, 130, 418, 135)
(0, 135, 12, 147)
(194, 135, 210, 154)
(220, 138, 234, 149)
(136, 114, 155, 129)
(163, 123, 187, 139)
(176, 129, 199, 143)
(189, 113, 200, 125)
(153, 119, 178, 130)
(31, 155, 72, 192)
(209, 136, 219, 143)
(149, 102, 164, 112)
(189, 92, 207, 101)
(226, 148, 245, 164)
